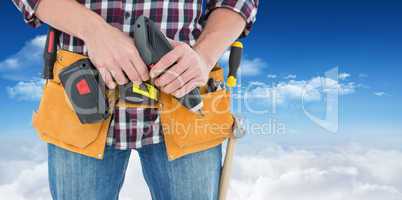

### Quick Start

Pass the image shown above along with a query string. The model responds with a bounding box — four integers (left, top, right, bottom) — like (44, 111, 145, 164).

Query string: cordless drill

(121, 16, 203, 113)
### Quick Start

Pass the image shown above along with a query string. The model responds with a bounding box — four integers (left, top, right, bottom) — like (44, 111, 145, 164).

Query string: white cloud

(0, 139, 150, 200)
(0, 35, 46, 80)
(244, 75, 357, 104)
(338, 73, 351, 80)
(239, 58, 267, 76)
(248, 81, 266, 86)
(1, 141, 402, 200)
(373, 92, 388, 97)
(227, 145, 402, 200)
(283, 74, 296, 79)
(219, 51, 267, 76)
(0, 137, 48, 199)
(358, 73, 368, 78)
(0, 162, 49, 200)
(267, 74, 277, 79)
(6, 79, 44, 101)
(0, 35, 45, 71)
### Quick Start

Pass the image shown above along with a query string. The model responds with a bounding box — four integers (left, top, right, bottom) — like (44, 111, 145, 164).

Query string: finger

(154, 57, 190, 87)
(109, 67, 128, 85)
(131, 54, 149, 81)
(173, 79, 201, 98)
(150, 44, 186, 78)
(98, 68, 116, 89)
(119, 58, 141, 84)
(161, 68, 196, 94)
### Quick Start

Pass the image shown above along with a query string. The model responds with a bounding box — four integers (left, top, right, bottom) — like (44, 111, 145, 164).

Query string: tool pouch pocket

(160, 66, 234, 160)
(32, 51, 113, 151)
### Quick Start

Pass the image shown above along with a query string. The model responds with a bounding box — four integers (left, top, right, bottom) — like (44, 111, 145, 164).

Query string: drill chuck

(178, 88, 203, 112)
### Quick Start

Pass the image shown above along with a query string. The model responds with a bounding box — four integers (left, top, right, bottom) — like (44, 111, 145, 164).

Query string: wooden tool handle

(219, 138, 237, 200)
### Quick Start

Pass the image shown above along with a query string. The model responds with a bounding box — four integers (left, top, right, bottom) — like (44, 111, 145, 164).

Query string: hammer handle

(219, 137, 237, 200)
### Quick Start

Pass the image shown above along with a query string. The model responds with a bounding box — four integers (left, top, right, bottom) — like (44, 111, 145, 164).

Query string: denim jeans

(47, 142, 222, 200)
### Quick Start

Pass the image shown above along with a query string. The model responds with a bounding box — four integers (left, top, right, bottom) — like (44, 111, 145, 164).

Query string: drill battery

(58, 59, 109, 124)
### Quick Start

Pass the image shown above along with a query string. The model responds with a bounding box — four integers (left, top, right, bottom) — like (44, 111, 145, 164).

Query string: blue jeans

(48, 142, 222, 200)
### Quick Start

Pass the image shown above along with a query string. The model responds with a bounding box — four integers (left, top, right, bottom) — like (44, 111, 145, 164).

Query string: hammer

(219, 41, 245, 200)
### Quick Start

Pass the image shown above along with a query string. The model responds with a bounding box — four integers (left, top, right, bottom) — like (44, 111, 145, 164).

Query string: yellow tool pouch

(32, 50, 115, 159)
(33, 50, 234, 160)
(159, 67, 234, 160)
(115, 65, 234, 160)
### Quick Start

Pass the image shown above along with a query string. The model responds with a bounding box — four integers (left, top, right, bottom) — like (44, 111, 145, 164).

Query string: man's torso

(61, 0, 205, 54)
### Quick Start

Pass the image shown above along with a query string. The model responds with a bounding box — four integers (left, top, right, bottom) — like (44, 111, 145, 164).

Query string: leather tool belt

(33, 50, 235, 160)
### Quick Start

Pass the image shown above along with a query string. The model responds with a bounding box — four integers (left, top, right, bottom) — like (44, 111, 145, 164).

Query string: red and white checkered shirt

(13, 0, 258, 149)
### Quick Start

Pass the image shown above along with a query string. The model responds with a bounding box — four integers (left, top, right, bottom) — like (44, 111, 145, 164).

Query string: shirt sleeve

(206, 0, 259, 36)
(11, 0, 43, 28)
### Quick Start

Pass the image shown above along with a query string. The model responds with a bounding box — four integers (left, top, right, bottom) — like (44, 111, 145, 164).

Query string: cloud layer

(0, 35, 46, 81)
(243, 75, 356, 104)
(228, 145, 402, 200)
(373, 92, 388, 97)
(0, 139, 150, 200)
(6, 79, 44, 101)
(1, 140, 402, 200)
(219, 51, 268, 76)
(0, 35, 45, 71)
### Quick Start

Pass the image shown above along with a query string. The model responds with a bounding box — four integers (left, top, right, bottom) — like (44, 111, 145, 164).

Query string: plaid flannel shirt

(13, 0, 258, 150)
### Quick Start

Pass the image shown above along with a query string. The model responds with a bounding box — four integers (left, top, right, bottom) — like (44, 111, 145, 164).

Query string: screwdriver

(226, 41, 243, 89)
(220, 41, 243, 200)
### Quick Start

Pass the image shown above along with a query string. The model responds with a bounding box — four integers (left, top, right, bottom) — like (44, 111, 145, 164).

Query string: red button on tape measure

(76, 79, 91, 95)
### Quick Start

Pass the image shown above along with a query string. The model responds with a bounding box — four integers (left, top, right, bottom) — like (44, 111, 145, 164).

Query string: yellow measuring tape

(132, 83, 159, 101)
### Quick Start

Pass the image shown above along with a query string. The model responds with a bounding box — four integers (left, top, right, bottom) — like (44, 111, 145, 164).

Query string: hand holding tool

(121, 16, 203, 113)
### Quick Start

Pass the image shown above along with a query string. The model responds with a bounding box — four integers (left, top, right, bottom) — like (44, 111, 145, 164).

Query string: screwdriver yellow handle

(227, 41, 243, 88)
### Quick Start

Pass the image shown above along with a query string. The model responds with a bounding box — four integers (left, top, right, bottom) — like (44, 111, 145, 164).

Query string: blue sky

(2, 1, 402, 200)
(1, 0, 401, 149)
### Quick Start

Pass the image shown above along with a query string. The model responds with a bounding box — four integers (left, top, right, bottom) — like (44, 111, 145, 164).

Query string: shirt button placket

(123, 5, 132, 33)
(124, 11, 131, 20)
